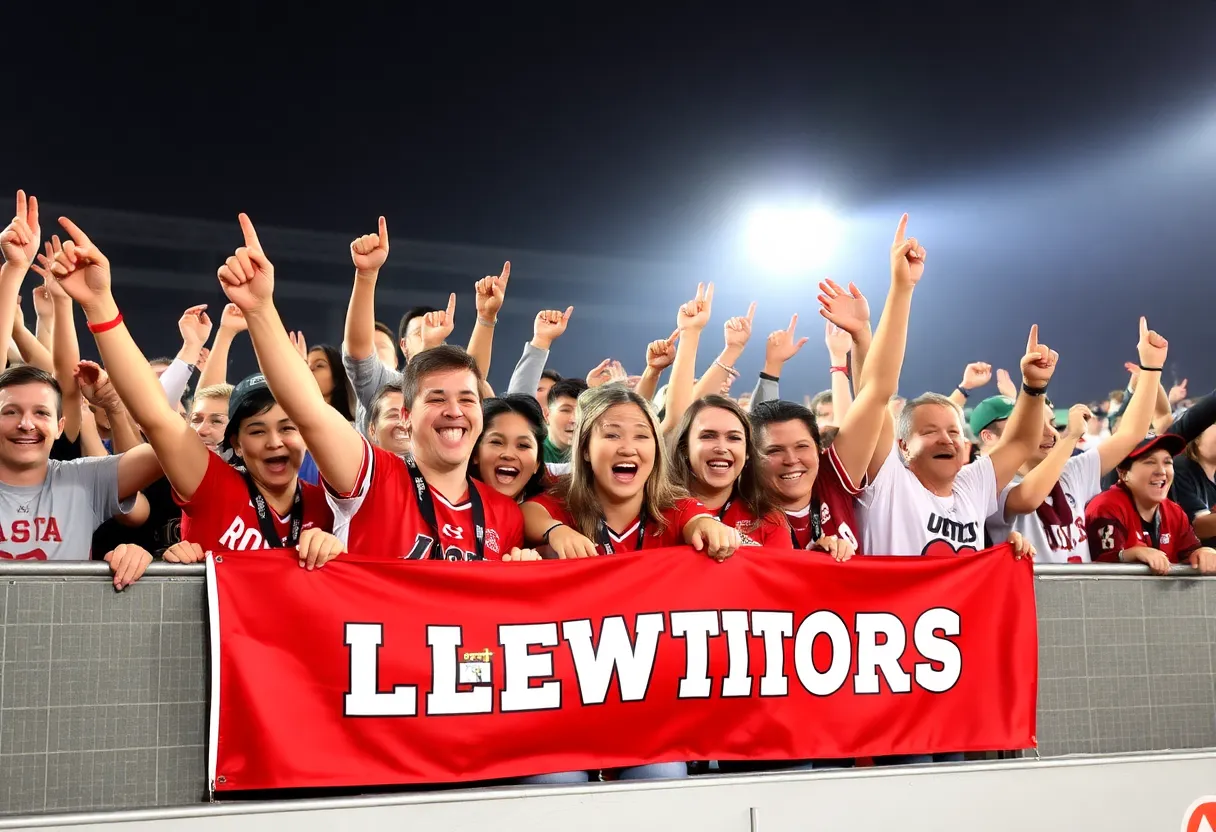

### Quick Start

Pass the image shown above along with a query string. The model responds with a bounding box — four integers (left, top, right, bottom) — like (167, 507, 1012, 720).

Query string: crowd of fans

(1, 188, 1213, 780)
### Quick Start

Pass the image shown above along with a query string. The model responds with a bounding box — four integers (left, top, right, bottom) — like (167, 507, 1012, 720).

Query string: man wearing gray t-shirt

(0, 366, 164, 560)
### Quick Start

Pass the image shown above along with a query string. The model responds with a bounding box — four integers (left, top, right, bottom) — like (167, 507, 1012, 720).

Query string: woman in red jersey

(469, 394, 546, 503)
(666, 395, 795, 549)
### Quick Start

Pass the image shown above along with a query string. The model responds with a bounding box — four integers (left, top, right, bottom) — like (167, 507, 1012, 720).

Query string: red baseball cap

(1123, 432, 1186, 463)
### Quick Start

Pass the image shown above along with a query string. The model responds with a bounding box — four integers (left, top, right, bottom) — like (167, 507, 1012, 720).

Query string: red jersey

(176, 451, 334, 552)
(326, 438, 524, 561)
(1085, 483, 1200, 563)
(714, 500, 794, 549)
(527, 493, 709, 554)
(786, 446, 864, 552)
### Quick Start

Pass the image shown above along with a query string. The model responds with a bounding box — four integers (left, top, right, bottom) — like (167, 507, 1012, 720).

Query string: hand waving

(1136, 316, 1168, 371)
(995, 368, 1017, 399)
(216, 214, 275, 313)
(421, 293, 457, 349)
(676, 282, 714, 333)
(890, 214, 926, 288)
(475, 262, 510, 322)
(646, 330, 680, 372)
(1020, 325, 1059, 389)
(817, 279, 870, 336)
(48, 218, 112, 309)
(723, 302, 756, 350)
(766, 314, 810, 366)
(350, 216, 390, 275)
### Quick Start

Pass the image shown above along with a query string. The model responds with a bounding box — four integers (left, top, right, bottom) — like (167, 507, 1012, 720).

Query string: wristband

(542, 523, 563, 544)
(830, 365, 849, 375)
(759, 371, 780, 382)
(87, 312, 124, 334)
(714, 360, 739, 378)
(1022, 382, 1048, 397)
(956, 385, 971, 399)
(477, 317, 497, 328)
(1138, 364, 1163, 372)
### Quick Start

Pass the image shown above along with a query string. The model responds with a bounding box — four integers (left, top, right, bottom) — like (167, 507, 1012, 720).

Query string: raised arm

(825, 214, 922, 485)
(341, 216, 390, 363)
(1097, 319, 1169, 473)
(824, 321, 854, 421)
(637, 329, 678, 402)
(11, 300, 54, 372)
(46, 218, 211, 500)
(0, 191, 39, 370)
(947, 362, 992, 409)
(987, 326, 1061, 492)
(660, 282, 713, 433)
(199, 304, 246, 388)
(816, 279, 871, 392)
(692, 301, 754, 401)
(1004, 405, 1088, 516)
(217, 214, 365, 494)
(466, 262, 508, 379)
(42, 270, 83, 442)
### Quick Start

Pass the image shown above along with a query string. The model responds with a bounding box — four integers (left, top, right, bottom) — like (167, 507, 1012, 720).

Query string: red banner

(207, 545, 1037, 791)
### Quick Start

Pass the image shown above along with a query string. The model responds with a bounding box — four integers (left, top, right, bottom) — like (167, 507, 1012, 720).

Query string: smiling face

(1122, 448, 1174, 508)
(0, 381, 62, 475)
(902, 402, 967, 483)
(189, 396, 230, 454)
(405, 368, 483, 471)
(371, 390, 410, 455)
(587, 403, 656, 503)
(476, 411, 541, 499)
(233, 403, 305, 492)
(688, 406, 748, 496)
(547, 396, 578, 451)
(757, 418, 819, 509)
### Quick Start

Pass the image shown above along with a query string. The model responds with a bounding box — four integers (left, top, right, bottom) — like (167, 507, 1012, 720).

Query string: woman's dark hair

(223, 386, 278, 453)
(668, 395, 784, 525)
(749, 399, 823, 452)
(471, 394, 548, 501)
(309, 344, 356, 423)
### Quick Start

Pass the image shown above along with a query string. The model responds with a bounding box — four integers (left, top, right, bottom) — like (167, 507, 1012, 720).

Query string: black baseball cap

(222, 373, 273, 449)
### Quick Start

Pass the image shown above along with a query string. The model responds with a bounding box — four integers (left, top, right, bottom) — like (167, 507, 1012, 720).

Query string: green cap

(968, 395, 1015, 436)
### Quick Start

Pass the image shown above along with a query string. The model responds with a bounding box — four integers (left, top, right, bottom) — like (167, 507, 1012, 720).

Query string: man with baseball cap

(1085, 432, 1216, 574)
(975, 317, 1168, 564)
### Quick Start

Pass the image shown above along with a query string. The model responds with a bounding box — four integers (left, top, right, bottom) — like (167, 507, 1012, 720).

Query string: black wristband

(956, 385, 971, 400)
(1022, 382, 1048, 397)
(759, 371, 780, 382)
(542, 523, 563, 543)
(1138, 364, 1163, 372)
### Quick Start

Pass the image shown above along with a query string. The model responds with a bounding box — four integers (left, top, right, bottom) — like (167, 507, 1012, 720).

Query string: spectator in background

(1170, 425, 1216, 548)
(544, 378, 587, 467)
(188, 383, 233, 455)
(307, 343, 356, 424)
(372, 321, 399, 370)
(808, 390, 835, 428)
(367, 381, 410, 456)
(536, 368, 561, 419)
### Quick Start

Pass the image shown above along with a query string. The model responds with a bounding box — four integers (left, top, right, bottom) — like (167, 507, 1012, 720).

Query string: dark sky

(9, 3, 1216, 402)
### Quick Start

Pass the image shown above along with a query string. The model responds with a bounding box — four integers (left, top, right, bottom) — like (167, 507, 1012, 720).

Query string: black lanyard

(1142, 509, 1162, 550)
(239, 467, 303, 549)
(405, 455, 486, 560)
(789, 498, 822, 550)
(597, 515, 647, 554)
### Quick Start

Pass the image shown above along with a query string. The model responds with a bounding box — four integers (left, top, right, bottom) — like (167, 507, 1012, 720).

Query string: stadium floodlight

(745, 204, 839, 275)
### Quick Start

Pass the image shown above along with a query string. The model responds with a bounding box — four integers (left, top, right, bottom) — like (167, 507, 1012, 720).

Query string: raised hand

(475, 262, 510, 323)
(890, 213, 926, 288)
(216, 214, 275, 313)
(676, 282, 714, 333)
(421, 293, 457, 349)
(995, 368, 1017, 399)
(723, 302, 756, 350)
(824, 321, 852, 359)
(178, 304, 213, 350)
(196, 347, 210, 372)
(587, 359, 626, 387)
(1136, 316, 1168, 371)
(533, 306, 573, 348)
(1169, 378, 1188, 406)
(960, 361, 992, 392)
(0, 191, 40, 268)
(1063, 404, 1093, 441)
(219, 302, 247, 333)
(74, 360, 122, 412)
(1020, 325, 1059, 389)
(289, 330, 308, 361)
(48, 218, 112, 309)
(817, 279, 870, 336)
(646, 330, 680, 372)
(31, 284, 54, 320)
(765, 314, 810, 366)
(350, 216, 389, 275)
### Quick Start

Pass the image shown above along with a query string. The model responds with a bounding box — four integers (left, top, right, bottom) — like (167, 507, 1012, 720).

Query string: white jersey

(986, 447, 1101, 564)
(856, 446, 998, 557)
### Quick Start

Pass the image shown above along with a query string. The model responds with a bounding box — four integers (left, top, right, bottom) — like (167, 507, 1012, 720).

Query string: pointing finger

(499, 261, 511, 287)
(378, 216, 389, 251)
(694, 282, 705, 302)
(667, 328, 680, 344)
(1139, 316, 1148, 339)
(27, 195, 38, 229)
(15, 190, 25, 221)
(1026, 324, 1039, 354)
(787, 313, 799, 334)
(745, 301, 757, 322)
(445, 292, 456, 319)
(57, 217, 93, 248)
(705, 282, 715, 305)
(893, 213, 908, 244)
(238, 213, 262, 251)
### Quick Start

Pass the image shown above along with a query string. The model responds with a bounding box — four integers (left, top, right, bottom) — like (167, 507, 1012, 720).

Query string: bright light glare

(745, 204, 839, 275)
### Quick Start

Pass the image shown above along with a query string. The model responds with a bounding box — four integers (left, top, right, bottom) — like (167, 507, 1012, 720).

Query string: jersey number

(403, 534, 480, 562)
(1098, 526, 1115, 551)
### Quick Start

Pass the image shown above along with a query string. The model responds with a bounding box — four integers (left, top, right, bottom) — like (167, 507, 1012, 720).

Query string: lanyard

(597, 515, 647, 554)
(404, 455, 486, 560)
(239, 467, 303, 549)
(789, 498, 822, 550)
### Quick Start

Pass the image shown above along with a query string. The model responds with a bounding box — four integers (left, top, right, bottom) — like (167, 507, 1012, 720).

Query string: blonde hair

(194, 383, 234, 402)
(551, 383, 687, 539)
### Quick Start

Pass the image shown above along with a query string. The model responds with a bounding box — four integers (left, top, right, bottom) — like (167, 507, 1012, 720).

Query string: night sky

(9, 4, 1216, 402)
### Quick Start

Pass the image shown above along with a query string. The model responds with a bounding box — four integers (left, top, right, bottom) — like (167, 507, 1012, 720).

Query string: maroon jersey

(715, 500, 794, 549)
(527, 493, 709, 554)
(326, 438, 524, 561)
(786, 446, 864, 552)
(176, 451, 334, 552)
(1085, 483, 1200, 563)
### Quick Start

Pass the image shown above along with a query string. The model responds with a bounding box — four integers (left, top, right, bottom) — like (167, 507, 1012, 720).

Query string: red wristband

(830, 365, 849, 374)
(87, 312, 124, 334)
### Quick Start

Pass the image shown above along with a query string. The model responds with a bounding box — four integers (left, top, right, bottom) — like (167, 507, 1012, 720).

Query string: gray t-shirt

(342, 349, 401, 437)
(0, 456, 135, 561)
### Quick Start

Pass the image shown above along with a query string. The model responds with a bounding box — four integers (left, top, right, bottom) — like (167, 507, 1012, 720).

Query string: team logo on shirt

(1162, 533, 1172, 545)
(925, 512, 979, 546)
(442, 524, 464, 539)
(921, 539, 978, 558)
(485, 529, 500, 555)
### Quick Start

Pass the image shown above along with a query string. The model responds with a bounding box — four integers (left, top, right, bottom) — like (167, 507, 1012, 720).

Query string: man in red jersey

(215, 214, 533, 562)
